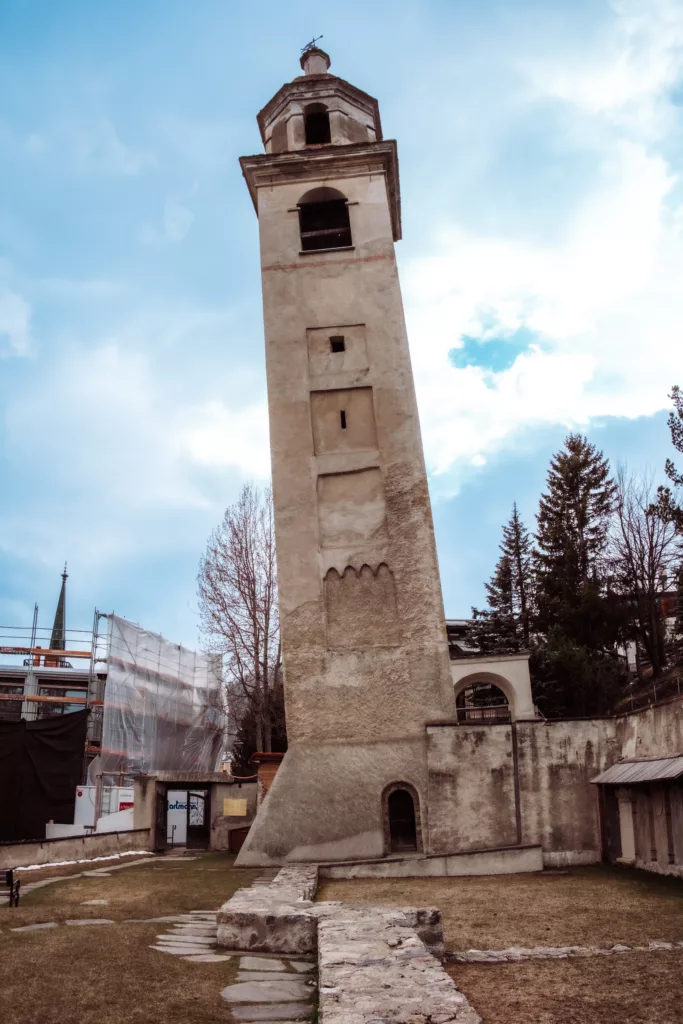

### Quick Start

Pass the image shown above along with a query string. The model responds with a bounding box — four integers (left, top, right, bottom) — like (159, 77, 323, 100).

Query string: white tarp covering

(100, 614, 224, 780)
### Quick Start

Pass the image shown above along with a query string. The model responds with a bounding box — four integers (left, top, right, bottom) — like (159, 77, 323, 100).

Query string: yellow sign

(223, 798, 248, 817)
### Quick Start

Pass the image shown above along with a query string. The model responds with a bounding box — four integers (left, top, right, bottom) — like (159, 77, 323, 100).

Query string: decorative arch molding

(452, 671, 516, 714)
(381, 781, 424, 855)
(297, 185, 348, 206)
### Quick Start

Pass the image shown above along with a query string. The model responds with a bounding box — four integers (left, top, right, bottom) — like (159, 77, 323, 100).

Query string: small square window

(330, 335, 345, 353)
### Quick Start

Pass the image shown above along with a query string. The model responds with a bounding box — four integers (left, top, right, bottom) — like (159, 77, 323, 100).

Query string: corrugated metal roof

(592, 755, 683, 785)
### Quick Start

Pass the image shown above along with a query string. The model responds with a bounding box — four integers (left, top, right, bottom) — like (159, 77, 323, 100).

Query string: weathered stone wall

(238, 737, 428, 865)
(426, 699, 683, 865)
(0, 828, 152, 870)
(427, 724, 518, 854)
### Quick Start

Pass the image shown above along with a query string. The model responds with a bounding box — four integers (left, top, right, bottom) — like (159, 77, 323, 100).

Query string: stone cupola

(257, 47, 383, 155)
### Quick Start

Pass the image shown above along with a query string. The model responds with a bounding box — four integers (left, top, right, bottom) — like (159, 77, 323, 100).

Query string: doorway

(186, 789, 210, 850)
(387, 788, 418, 853)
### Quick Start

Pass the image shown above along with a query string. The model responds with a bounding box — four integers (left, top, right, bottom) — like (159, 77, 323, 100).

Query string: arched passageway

(455, 681, 511, 724)
(387, 787, 418, 853)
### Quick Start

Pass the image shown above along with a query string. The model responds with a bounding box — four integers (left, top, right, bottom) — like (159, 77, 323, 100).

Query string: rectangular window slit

(330, 335, 345, 353)
(340, 410, 347, 430)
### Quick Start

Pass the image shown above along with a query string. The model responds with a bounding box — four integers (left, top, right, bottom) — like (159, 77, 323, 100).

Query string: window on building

(0, 683, 24, 721)
(330, 335, 345, 353)
(298, 187, 352, 252)
(37, 686, 87, 718)
(304, 103, 331, 145)
(340, 410, 347, 430)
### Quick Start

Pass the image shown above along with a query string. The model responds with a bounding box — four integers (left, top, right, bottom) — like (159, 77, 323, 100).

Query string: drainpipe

(511, 722, 523, 845)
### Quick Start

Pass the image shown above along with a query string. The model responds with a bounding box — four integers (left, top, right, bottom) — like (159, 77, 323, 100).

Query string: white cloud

(0, 285, 31, 357)
(405, 0, 683, 486)
(1, 339, 269, 571)
(183, 400, 270, 478)
(526, 0, 683, 138)
(139, 196, 195, 245)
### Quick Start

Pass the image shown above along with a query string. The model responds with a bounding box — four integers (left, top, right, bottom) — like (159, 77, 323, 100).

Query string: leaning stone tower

(237, 47, 454, 865)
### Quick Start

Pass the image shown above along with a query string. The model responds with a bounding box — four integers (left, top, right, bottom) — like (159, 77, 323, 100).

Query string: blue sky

(1, 0, 681, 646)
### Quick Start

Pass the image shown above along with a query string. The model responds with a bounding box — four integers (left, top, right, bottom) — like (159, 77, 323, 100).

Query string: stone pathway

(448, 939, 683, 963)
(150, 909, 231, 962)
(221, 954, 316, 1022)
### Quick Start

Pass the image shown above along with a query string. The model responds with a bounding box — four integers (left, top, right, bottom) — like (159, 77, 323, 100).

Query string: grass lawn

(317, 866, 683, 951)
(448, 951, 683, 1024)
(0, 853, 258, 1024)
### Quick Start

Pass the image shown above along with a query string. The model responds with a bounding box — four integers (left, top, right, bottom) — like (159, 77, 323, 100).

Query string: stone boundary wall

(0, 828, 152, 870)
(218, 865, 480, 1023)
(320, 844, 542, 879)
(319, 908, 479, 1024)
(217, 864, 445, 959)
(427, 698, 683, 865)
(448, 939, 683, 963)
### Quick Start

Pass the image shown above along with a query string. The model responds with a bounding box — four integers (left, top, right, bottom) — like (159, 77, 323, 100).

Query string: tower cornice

(240, 139, 401, 241)
(257, 74, 383, 147)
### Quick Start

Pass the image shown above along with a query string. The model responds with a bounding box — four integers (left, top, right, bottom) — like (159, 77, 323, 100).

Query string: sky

(0, 0, 681, 647)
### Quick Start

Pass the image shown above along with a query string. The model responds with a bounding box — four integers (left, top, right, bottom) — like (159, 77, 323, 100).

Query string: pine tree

(652, 385, 683, 531)
(532, 434, 629, 716)
(471, 504, 534, 653)
(535, 433, 619, 651)
(669, 560, 683, 670)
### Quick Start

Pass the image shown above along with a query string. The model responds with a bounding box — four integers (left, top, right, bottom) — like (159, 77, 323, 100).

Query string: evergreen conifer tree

(471, 503, 534, 653)
(535, 433, 619, 650)
(532, 433, 628, 716)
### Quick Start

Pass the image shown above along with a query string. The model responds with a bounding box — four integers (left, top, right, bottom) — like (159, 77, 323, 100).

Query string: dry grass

(449, 950, 683, 1024)
(1, 852, 257, 928)
(0, 921, 241, 1024)
(317, 866, 683, 950)
(0, 853, 258, 1024)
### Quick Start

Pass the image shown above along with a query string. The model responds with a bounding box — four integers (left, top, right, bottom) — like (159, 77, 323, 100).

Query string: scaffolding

(1, 610, 226, 785)
(99, 614, 225, 783)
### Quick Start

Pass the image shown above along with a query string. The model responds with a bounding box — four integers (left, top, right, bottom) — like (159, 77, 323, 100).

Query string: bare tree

(198, 483, 284, 753)
(610, 469, 680, 678)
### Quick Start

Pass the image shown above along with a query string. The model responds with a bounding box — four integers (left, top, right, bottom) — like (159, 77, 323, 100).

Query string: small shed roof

(592, 755, 683, 785)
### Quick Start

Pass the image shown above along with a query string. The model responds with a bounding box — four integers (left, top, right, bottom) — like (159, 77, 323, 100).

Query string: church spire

(49, 563, 68, 654)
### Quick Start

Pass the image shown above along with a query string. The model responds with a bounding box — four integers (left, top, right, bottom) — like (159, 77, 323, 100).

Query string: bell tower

(237, 47, 454, 865)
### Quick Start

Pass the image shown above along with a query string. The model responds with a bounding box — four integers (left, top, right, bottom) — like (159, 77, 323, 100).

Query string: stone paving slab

(184, 953, 232, 963)
(151, 945, 210, 955)
(81, 899, 110, 906)
(289, 961, 314, 973)
(157, 935, 215, 945)
(239, 956, 287, 971)
(10, 922, 58, 932)
(230, 1006, 313, 1021)
(221, 979, 314, 1004)
(65, 918, 114, 926)
(237, 972, 300, 982)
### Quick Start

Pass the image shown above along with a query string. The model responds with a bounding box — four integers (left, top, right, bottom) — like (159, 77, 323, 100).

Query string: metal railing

(456, 703, 512, 724)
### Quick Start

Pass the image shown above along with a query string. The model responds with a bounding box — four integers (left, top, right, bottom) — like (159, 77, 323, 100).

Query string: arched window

(455, 681, 510, 724)
(304, 103, 331, 145)
(298, 186, 352, 252)
(382, 783, 422, 854)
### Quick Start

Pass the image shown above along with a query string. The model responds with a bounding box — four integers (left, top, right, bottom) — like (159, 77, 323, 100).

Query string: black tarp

(0, 709, 88, 841)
